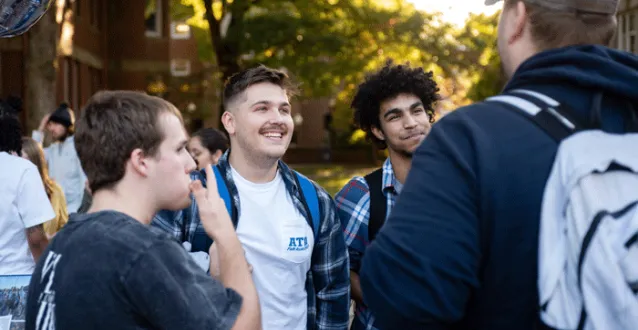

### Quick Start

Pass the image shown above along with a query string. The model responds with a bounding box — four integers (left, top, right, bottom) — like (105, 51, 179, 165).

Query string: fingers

(203, 165, 220, 201)
(190, 179, 207, 205)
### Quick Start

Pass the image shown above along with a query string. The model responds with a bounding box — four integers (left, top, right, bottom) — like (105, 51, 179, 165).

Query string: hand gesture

(190, 165, 234, 239)
(38, 113, 50, 131)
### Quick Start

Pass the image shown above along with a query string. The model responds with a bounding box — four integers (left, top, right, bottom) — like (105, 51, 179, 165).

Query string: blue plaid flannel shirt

(152, 151, 350, 330)
(334, 158, 398, 330)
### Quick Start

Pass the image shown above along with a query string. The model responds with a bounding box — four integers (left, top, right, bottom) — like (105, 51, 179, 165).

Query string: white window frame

(618, 12, 638, 53)
(170, 59, 191, 77)
(145, 0, 163, 38)
(170, 22, 191, 39)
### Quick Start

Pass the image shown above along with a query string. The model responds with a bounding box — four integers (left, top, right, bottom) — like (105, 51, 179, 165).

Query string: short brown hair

(222, 65, 299, 110)
(505, 0, 617, 51)
(75, 91, 182, 192)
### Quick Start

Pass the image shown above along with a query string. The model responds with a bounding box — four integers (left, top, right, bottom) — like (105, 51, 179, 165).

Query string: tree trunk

(24, 3, 59, 132)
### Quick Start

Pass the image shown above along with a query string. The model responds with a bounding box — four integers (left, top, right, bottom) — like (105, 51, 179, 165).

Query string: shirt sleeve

(359, 112, 482, 329)
(123, 239, 242, 330)
(17, 165, 55, 229)
(31, 130, 51, 163)
(334, 177, 370, 273)
(313, 190, 351, 330)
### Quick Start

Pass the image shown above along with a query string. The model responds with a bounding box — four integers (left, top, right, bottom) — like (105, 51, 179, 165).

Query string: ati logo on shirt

(287, 236, 309, 251)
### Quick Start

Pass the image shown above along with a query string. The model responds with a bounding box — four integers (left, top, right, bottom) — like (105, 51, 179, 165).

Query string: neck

(228, 148, 279, 183)
(88, 184, 156, 225)
(388, 149, 412, 184)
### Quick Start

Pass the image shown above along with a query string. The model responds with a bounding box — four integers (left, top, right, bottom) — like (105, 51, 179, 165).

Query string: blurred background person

(32, 103, 87, 213)
(21, 137, 68, 238)
(188, 127, 229, 170)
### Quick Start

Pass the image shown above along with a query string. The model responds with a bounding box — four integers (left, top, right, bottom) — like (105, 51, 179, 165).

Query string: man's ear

(371, 126, 385, 142)
(508, 1, 529, 45)
(221, 111, 235, 136)
(128, 148, 150, 177)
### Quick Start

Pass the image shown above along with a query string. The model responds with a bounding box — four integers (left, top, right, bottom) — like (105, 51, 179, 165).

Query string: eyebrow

(250, 100, 291, 108)
(383, 102, 424, 119)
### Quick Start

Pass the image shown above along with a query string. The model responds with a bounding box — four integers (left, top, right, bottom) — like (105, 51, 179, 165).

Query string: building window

(145, 0, 162, 37)
(170, 22, 191, 39)
(171, 59, 191, 77)
(618, 12, 638, 53)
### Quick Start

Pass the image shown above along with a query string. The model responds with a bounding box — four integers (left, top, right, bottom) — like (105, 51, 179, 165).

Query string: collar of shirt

(216, 150, 310, 222)
(381, 157, 399, 196)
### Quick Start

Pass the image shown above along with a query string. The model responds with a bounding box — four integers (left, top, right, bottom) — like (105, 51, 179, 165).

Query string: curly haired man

(334, 60, 439, 330)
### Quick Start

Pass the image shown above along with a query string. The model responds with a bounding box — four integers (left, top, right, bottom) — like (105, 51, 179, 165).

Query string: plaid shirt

(152, 151, 350, 330)
(334, 158, 397, 330)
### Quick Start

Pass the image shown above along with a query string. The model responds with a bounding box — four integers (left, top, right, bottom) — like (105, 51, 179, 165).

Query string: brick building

(0, 0, 205, 131)
(616, 0, 638, 53)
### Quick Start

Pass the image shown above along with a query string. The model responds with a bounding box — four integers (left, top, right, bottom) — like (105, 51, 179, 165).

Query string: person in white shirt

(153, 65, 350, 330)
(32, 103, 87, 213)
(0, 102, 53, 275)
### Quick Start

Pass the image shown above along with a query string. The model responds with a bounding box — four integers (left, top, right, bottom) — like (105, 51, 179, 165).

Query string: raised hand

(189, 165, 234, 239)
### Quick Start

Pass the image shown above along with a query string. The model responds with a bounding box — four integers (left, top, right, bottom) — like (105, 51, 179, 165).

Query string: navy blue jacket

(359, 45, 638, 329)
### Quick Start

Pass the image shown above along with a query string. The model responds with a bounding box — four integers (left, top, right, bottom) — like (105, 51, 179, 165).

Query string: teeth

(264, 133, 283, 138)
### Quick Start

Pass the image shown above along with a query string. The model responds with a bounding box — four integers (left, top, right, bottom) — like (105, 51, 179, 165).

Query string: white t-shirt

(232, 167, 314, 330)
(0, 152, 55, 275)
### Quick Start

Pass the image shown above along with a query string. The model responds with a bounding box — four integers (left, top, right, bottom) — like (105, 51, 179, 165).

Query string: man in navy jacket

(359, 0, 638, 329)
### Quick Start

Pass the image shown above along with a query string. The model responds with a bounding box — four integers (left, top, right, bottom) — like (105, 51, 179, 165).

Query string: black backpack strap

(486, 89, 587, 142)
(363, 168, 387, 242)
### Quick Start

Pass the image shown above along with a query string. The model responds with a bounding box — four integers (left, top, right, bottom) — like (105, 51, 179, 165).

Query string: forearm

(26, 225, 49, 262)
(350, 271, 363, 305)
(213, 228, 261, 330)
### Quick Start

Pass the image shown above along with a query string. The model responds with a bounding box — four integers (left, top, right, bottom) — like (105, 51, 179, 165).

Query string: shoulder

(334, 176, 369, 207)
(0, 152, 36, 174)
(71, 212, 176, 248)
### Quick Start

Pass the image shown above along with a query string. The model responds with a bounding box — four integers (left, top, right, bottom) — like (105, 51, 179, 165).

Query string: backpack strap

(190, 165, 236, 252)
(486, 89, 587, 142)
(363, 168, 387, 242)
(293, 172, 321, 241)
(212, 165, 235, 224)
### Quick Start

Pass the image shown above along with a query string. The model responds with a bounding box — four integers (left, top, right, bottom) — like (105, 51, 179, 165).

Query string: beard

(234, 131, 282, 167)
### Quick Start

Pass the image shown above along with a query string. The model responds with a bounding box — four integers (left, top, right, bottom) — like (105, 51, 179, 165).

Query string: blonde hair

(21, 137, 55, 199)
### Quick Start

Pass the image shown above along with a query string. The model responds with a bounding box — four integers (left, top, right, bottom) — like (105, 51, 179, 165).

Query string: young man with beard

(32, 103, 87, 213)
(359, 0, 638, 329)
(153, 65, 350, 330)
(25, 91, 260, 330)
(334, 61, 439, 330)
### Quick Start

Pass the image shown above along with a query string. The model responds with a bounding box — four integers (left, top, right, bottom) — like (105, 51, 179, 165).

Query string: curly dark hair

(352, 60, 440, 149)
(0, 99, 23, 154)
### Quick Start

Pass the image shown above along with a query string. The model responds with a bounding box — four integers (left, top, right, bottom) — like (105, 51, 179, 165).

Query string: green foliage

(458, 11, 507, 102)
(171, 0, 505, 144)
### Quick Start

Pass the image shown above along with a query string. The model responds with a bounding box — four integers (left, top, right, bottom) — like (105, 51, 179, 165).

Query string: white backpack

(488, 90, 638, 330)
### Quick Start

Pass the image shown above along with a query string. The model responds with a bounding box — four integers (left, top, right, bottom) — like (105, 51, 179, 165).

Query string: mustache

(258, 124, 288, 134)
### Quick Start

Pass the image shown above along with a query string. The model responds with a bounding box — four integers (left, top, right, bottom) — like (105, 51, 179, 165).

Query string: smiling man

(153, 65, 350, 330)
(334, 61, 439, 330)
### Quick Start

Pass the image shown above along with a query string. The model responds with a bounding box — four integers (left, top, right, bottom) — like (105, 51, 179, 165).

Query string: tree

(176, 0, 462, 126)
(24, 1, 69, 131)
(456, 11, 506, 102)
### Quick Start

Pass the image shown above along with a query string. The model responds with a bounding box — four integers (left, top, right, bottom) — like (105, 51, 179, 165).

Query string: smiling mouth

(262, 132, 285, 140)
(402, 132, 425, 140)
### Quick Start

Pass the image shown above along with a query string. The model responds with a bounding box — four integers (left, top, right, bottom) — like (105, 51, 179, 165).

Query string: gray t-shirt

(26, 211, 242, 330)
